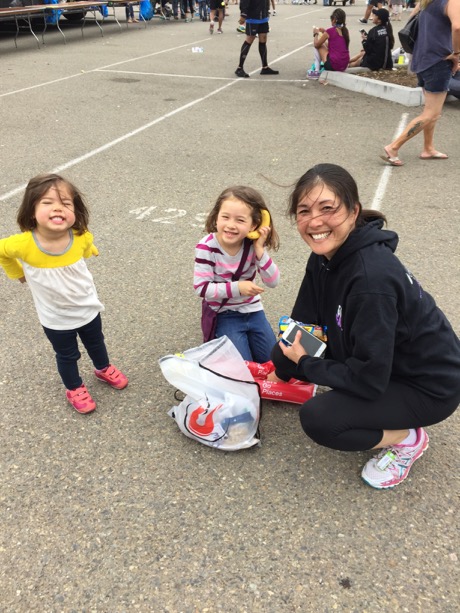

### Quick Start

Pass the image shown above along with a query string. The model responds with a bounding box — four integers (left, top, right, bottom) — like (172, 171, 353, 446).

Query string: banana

(247, 209, 271, 240)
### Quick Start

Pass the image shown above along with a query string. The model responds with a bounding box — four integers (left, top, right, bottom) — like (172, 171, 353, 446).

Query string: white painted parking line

(285, 8, 325, 20)
(0, 38, 212, 99)
(97, 68, 309, 82)
(0, 43, 310, 203)
(0, 80, 239, 202)
(371, 113, 409, 211)
(97, 69, 238, 81)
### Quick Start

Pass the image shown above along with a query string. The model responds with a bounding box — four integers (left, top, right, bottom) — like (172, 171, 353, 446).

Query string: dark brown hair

(16, 173, 90, 235)
(331, 8, 350, 48)
(287, 163, 386, 227)
(205, 185, 280, 250)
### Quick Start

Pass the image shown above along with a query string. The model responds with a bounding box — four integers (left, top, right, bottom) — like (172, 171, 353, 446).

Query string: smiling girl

(0, 174, 128, 414)
(194, 186, 280, 362)
(269, 164, 460, 489)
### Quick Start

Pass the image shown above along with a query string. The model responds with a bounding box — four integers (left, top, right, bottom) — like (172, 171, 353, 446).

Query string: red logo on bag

(188, 403, 222, 437)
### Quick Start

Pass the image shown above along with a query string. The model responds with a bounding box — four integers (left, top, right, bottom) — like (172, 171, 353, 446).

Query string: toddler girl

(0, 173, 128, 414)
(194, 186, 280, 362)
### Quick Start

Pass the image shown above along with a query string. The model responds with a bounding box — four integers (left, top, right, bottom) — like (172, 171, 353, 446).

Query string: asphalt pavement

(1, 4, 459, 611)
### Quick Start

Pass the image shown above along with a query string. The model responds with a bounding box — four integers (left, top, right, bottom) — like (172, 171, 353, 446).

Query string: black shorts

(246, 21, 269, 36)
(210, 0, 225, 10)
(323, 55, 334, 71)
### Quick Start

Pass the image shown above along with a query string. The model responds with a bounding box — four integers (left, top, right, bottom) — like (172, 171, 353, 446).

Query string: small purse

(398, 12, 420, 54)
(201, 300, 219, 343)
(201, 239, 251, 343)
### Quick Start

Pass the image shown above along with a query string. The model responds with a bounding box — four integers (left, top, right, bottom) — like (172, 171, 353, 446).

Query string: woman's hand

(446, 52, 459, 74)
(238, 280, 265, 296)
(279, 331, 307, 364)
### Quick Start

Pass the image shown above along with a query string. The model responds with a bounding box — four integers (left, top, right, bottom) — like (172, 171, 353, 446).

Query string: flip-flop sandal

(419, 152, 448, 160)
(380, 146, 404, 166)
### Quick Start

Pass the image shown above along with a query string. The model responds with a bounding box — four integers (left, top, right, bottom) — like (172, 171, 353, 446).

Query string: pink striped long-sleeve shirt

(194, 233, 280, 313)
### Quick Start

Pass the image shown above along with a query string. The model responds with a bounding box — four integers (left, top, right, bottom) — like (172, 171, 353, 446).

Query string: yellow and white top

(0, 230, 104, 330)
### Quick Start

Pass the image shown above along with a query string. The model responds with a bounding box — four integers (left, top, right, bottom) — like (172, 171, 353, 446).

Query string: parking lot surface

(1, 5, 459, 611)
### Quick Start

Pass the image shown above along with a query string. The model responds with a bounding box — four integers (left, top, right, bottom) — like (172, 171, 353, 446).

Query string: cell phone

(281, 323, 327, 358)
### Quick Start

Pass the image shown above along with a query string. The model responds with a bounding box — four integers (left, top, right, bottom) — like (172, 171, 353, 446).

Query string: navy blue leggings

(43, 314, 109, 390)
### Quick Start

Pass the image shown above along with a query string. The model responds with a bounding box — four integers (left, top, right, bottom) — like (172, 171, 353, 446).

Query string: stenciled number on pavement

(129, 207, 205, 227)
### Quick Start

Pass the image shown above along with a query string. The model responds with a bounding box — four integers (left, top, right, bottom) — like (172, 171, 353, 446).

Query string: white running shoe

(361, 428, 429, 489)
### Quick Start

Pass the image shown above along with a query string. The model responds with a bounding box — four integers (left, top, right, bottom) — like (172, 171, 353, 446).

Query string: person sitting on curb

(349, 8, 394, 71)
(235, 0, 279, 78)
(307, 8, 351, 79)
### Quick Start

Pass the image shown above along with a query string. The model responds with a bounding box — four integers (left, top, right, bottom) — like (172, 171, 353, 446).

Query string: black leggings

(271, 344, 460, 451)
(300, 383, 459, 451)
(43, 314, 109, 390)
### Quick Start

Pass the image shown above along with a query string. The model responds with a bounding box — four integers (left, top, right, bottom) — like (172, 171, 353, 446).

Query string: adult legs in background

(257, 33, 278, 73)
(235, 34, 256, 77)
(236, 23, 278, 76)
(125, 2, 136, 21)
(171, 0, 180, 17)
(382, 59, 452, 164)
(182, 0, 194, 21)
(383, 91, 448, 163)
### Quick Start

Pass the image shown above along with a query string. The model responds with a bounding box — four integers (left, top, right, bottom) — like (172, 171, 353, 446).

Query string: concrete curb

(319, 70, 425, 107)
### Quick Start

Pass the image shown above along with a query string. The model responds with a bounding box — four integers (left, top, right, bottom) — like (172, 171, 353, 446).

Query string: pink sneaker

(361, 428, 429, 489)
(94, 364, 128, 390)
(66, 384, 96, 414)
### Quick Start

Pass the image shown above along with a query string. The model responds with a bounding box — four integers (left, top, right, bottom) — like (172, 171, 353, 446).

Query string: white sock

(313, 48, 321, 71)
(399, 428, 417, 446)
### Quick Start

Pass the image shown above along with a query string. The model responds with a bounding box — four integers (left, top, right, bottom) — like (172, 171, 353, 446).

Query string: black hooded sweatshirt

(361, 24, 393, 70)
(291, 219, 460, 401)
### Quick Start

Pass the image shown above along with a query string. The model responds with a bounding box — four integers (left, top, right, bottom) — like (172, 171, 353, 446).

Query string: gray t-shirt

(411, 0, 452, 73)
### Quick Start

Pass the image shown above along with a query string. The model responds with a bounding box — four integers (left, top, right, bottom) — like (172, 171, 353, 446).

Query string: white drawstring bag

(159, 336, 261, 451)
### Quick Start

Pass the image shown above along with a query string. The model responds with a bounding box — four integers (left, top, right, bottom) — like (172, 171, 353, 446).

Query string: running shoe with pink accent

(361, 428, 429, 489)
(94, 364, 128, 390)
(66, 384, 96, 414)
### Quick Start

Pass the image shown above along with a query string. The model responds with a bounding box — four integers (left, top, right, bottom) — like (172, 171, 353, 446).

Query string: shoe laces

(375, 444, 417, 472)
